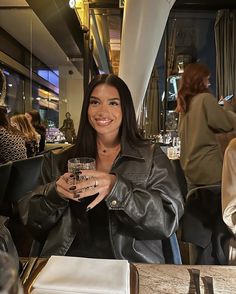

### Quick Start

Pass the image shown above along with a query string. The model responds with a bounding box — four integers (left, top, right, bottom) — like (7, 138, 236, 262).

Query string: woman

(59, 112, 76, 143)
(222, 138, 236, 264)
(0, 106, 27, 164)
(176, 63, 235, 189)
(25, 109, 46, 153)
(19, 74, 183, 263)
(10, 114, 40, 157)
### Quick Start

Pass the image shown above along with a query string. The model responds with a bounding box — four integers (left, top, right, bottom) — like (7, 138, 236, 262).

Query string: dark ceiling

(173, 0, 236, 10)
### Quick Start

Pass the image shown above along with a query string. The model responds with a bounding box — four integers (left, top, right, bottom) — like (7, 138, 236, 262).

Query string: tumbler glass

(68, 157, 96, 182)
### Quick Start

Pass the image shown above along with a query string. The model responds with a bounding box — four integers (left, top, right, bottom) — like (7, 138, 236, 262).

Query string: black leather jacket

(19, 140, 184, 263)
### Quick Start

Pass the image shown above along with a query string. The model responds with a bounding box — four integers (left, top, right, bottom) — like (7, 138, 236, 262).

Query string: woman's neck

(96, 135, 121, 172)
(96, 134, 120, 156)
(97, 134, 120, 149)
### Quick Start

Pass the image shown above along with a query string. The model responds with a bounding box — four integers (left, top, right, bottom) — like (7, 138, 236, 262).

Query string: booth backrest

(6, 155, 44, 203)
(0, 161, 12, 205)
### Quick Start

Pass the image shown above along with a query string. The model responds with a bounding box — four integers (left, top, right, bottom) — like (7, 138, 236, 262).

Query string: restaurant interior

(0, 0, 236, 293)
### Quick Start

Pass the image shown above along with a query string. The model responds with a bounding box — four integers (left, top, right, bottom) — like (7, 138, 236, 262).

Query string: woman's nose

(97, 103, 108, 112)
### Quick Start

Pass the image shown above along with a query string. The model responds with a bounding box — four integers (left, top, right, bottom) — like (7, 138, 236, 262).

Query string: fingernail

(73, 193, 80, 198)
(69, 186, 76, 191)
(70, 174, 75, 178)
(86, 207, 91, 212)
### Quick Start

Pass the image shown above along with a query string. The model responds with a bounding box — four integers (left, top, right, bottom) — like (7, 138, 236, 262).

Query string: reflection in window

(0, 67, 24, 115)
(32, 84, 59, 128)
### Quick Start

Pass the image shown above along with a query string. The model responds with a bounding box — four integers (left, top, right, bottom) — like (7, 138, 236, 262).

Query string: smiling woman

(19, 74, 184, 263)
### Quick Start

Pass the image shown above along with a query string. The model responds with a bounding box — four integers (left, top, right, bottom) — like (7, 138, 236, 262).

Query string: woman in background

(0, 106, 27, 164)
(176, 63, 235, 189)
(222, 138, 236, 264)
(11, 114, 40, 157)
(25, 109, 46, 153)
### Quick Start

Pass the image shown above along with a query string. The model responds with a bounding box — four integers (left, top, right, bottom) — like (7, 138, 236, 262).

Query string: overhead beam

(91, 10, 110, 73)
(26, 0, 84, 72)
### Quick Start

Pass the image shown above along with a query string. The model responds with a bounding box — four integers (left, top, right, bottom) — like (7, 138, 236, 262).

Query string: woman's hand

(56, 172, 77, 200)
(56, 171, 116, 210)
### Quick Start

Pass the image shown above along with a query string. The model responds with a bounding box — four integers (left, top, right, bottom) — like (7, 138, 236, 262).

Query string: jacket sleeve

(18, 182, 69, 241)
(204, 94, 234, 132)
(18, 146, 74, 241)
(105, 145, 184, 240)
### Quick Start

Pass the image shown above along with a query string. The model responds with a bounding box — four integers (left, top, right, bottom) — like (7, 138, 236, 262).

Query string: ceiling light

(69, 0, 76, 9)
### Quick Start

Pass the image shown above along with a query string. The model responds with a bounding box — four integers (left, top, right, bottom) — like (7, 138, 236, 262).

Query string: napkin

(31, 256, 130, 294)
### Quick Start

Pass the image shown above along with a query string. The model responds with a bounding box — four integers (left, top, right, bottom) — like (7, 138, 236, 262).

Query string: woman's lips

(95, 118, 112, 126)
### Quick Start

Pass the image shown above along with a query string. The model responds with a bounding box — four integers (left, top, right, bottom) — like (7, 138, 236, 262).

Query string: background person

(176, 63, 236, 189)
(0, 106, 27, 164)
(25, 109, 46, 153)
(19, 74, 184, 263)
(222, 138, 236, 264)
(10, 114, 40, 157)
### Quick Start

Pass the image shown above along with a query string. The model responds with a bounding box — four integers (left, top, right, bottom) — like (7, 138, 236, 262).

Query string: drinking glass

(68, 157, 96, 182)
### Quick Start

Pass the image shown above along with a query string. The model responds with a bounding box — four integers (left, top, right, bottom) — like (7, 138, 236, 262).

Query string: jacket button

(111, 200, 117, 207)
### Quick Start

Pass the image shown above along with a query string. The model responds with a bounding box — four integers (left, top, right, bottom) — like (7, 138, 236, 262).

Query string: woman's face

(25, 112, 32, 123)
(88, 84, 122, 138)
(203, 75, 211, 88)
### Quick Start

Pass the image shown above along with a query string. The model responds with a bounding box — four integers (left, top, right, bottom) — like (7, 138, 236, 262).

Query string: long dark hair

(26, 109, 46, 134)
(74, 74, 143, 157)
(176, 63, 210, 113)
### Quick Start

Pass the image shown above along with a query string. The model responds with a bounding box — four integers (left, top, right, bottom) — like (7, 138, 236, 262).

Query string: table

(136, 264, 236, 293)
(21, 258, 236, 293)
(44, 143, 72, 153)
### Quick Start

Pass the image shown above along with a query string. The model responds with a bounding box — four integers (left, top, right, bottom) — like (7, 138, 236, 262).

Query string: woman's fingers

(56, 174, 77, 200)
(55, 171, 116, 206)
(86, 193, 105, 211)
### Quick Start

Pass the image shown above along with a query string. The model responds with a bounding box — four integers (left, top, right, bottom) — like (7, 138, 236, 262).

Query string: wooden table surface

(135, 264, 236, 294)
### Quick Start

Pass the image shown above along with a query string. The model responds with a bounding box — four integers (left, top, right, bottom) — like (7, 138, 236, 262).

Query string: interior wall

(59, 66, 83, 133)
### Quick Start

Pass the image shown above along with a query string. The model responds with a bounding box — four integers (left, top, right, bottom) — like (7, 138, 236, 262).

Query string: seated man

(222, 138, 236, 264)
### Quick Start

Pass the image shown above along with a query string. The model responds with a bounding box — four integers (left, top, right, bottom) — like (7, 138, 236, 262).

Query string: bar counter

(135, 263, 236, 293)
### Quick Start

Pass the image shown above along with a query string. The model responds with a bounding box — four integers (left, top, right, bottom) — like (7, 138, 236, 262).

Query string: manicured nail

(73, 193, 80, 198)
(86, 207, 91, 212)
(69, 186, 76, 191)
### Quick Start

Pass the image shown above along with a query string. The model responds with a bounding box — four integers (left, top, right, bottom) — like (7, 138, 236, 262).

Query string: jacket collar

(120, 136, 144, 160)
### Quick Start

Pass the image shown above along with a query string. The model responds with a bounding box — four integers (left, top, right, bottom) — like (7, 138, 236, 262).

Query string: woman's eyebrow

(90, 96, 100, 100)
(90, 96, 120, 101)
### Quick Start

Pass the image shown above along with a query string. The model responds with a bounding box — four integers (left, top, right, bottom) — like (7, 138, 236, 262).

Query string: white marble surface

(135, 264, 236, 294)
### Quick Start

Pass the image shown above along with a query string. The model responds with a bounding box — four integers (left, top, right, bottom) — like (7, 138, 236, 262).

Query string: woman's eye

(109, 101, 120, 106)
(89, 99, 99, 105)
